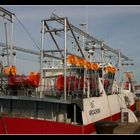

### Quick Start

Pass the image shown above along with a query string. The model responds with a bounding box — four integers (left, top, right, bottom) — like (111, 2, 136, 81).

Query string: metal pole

(0, 62, 2, 92)
(10, 14, 14, 66)
(64, 18, 67, 100)
(4, 20, 9, 66)
(13, 50, 17, 66)
(80, 23, 86, 96)
(74, 104, 76, 124)
(14, 54, 16, 66)
(87, 71, 90, 98)
(40, 20, 44, 98)
(101, 42, 104, 81)
(118, 50, 121, 93)
(80, 23, 86, 57)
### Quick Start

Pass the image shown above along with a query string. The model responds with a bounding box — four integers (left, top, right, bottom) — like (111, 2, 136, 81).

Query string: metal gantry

(40, 13, 134, 99)
(0, 7, 15, 66)
(51, 13, 131, 61)
(0, 7, 15, 22)
(40, 17, 69, 99)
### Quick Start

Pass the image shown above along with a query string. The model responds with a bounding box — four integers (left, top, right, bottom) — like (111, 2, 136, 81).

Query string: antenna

(86, 5, 88, 33)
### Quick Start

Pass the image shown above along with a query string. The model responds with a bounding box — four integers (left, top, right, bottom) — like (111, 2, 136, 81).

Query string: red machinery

(8, 72, 40, 88)
(55, 75, 96, 92)
(56, 75, 82, 92)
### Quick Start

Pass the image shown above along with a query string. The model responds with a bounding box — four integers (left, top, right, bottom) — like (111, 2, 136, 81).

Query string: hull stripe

(0, 104, 135, 134)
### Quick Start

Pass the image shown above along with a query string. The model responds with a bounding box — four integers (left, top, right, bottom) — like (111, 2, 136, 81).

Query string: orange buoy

(3, 66, 11, 76)
(85, 61, 92, 69)
(106, 66, 112, 73)
(10, 65, 16, 75)
(91, 63, 99, 71)
(111, 67, 117, 73)
(77, 58, 85, 67)
(106, 66, 117, 73)
(67, 55, 77, 65)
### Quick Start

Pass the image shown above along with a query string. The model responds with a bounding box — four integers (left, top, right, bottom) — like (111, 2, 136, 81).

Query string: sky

(1, 5, 140, 83)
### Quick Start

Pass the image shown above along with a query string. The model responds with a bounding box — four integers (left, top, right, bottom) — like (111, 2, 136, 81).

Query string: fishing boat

(0, 7, 137, 134)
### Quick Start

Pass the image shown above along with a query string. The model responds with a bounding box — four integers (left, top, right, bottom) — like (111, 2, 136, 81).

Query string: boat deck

(0, 94, 71, 104)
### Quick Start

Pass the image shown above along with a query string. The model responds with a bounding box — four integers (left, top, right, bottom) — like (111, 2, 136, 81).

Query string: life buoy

(3, 66, 11, 76)
(77, 58, 85, 67)
(10, 65, 16, 75)
(111, 67, 117, 73)
(105, 66, 112, 73)
(105, 66, 116, 73)
(91, 63, 99, 71)
(125, 72, 131, 78)
(95, 64, 99, 70)
(67, 55, 77, 65)
(85, 61, 92, 69)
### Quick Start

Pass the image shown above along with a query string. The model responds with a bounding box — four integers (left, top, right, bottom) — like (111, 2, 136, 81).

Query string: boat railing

(41, 55, 102, 100)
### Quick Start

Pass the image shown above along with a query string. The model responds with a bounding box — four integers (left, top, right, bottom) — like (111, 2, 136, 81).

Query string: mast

(118, 50, 122, 93)
(4, 19, 9, 66)
(64, 17, 67, 100)
(40, 20, 45, 98)
(101, 41, 104, 81)
(0, 7, 15, 67)
(10, 14, 14, 66)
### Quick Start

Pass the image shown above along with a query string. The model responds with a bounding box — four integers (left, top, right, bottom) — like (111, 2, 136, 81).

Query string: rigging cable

(15, 15, 40, 51)
(46, 24, 118, 63)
